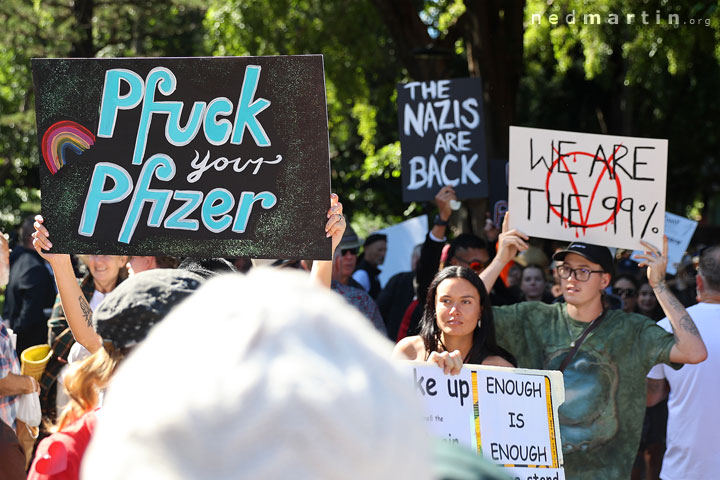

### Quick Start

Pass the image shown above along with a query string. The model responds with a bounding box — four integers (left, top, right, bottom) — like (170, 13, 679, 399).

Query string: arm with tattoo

(79, 295, 93, 327)
(653, 280, 707, 364)
(47, 257, 103, 353)
(637, 236, 707, 364)
(32, 215, 103, 352)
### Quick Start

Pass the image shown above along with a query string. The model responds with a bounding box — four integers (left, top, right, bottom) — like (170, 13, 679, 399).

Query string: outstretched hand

(635, 236, 669, 288)
(494, 212, 529, 265)
(31, 215, 70, 265)
(428, 350, 463, 375)
(325, 193, 345, 254)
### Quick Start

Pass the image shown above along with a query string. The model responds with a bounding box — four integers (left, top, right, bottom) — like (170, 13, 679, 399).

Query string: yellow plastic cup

(20, 345, 53, 382)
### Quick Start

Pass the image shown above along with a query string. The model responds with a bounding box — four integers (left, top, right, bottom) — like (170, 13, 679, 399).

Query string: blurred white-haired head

(82, 268, 432, 480)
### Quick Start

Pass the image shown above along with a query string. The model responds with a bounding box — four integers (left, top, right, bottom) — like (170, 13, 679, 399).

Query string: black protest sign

(397, 78, 488, 203)
(31, 56, 331, 259)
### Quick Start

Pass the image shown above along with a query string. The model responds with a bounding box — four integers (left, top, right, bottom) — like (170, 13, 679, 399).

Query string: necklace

(564, 311, 605, 348)
(564, 320, 581, 348)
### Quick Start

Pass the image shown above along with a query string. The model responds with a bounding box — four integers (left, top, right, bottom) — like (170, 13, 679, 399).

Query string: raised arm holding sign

(32, 194, 346, 354)
(478, 211, 706, 479)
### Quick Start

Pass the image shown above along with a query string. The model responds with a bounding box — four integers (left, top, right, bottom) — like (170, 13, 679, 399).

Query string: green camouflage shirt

(493, 301, 679, 480)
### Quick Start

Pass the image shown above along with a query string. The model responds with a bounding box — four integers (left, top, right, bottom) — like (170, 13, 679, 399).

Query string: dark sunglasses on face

(613, 287, 637, 297)
(455, 255, 486, 273)
(341, 248, 358, 256)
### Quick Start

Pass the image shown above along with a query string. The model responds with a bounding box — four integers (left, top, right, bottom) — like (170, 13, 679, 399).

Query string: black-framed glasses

(454, 255, 486, 273)
(556, 265, 605, 282)
(612, 287, 637, 297)
(341, 247, 358, 256)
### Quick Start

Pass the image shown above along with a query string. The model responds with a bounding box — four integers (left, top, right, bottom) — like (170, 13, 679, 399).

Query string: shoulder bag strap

(559, 310, 607, 373)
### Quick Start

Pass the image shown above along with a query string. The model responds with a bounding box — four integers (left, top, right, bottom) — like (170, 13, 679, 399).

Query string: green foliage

(204, 0, 410, 227)
(2, 0, 718, 238)
(521, 0, 720, 215)
(0, 0, 208, 235)
(350, 211, 393, 240)
(93, 1, 207, 57)
(421, 0, 466, 37)
(0, 15, 42, 233)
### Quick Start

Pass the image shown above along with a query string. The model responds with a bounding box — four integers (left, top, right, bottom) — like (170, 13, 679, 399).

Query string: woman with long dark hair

(393, 266, 515, 374)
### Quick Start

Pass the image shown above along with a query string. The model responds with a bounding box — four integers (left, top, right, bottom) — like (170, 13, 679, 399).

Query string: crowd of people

(0, 186, 717, 480)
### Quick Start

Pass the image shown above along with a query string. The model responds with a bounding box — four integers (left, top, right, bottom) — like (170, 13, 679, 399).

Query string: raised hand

(434, 185, 457, 222)
(636, 236, 669, 288)
(325, 193, 345, 254)
(494, 212, 530, 265)
(31, 215, 70, 266)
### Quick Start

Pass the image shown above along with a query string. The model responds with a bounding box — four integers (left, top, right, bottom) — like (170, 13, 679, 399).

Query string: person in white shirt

(647, 244, 719, 480)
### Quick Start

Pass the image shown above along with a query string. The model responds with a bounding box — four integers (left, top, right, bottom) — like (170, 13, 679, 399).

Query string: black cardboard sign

(397, 78, 488, 203)
(31, 56, 331, 259)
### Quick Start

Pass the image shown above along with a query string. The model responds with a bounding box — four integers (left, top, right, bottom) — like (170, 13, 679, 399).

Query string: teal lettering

(97, 69, 144, 138)
(201, 188, 235, 233)
(230, 65, 271, 147)
(79, 163, 133, 236)
(119, 154, 176, 243)
(231, 191, 277, 233)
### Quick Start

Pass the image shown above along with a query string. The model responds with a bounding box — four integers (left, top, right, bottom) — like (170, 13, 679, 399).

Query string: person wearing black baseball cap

(473, 214, 707, 480)
(552, 242, 615, 278)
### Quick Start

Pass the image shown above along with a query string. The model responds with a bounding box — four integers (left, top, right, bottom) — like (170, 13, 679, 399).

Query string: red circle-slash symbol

(545, 145, 624, 230)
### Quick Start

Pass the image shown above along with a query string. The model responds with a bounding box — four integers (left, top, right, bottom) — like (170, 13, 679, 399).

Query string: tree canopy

(1, 0, 719, 237)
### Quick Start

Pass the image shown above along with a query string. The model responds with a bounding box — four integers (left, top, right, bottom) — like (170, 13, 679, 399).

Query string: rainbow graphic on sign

(41, 120, 95, 174)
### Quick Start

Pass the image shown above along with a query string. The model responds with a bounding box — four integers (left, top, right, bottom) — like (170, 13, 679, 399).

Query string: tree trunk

(370, 0, 453, 79)
(70, 0, 95, 58)
(372, 0, 526, 234)
(462, 0, 525, 158)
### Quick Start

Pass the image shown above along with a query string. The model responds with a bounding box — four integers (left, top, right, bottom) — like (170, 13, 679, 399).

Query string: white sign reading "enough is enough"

(407, 362, 566, 480)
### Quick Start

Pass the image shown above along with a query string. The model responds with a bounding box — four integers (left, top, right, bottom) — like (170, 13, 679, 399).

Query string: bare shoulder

(391, 336, 426, 361)
(482, 355, 514, 368)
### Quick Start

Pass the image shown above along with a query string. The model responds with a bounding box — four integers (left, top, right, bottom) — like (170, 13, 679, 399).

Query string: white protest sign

(377, 215, 428, 288)
(506, 466, 565, 480)
(509, 126, 667, 250)
(412, 366, 476, 447)
(631, 212, 698, 275)
(407, 362, 565, 478)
